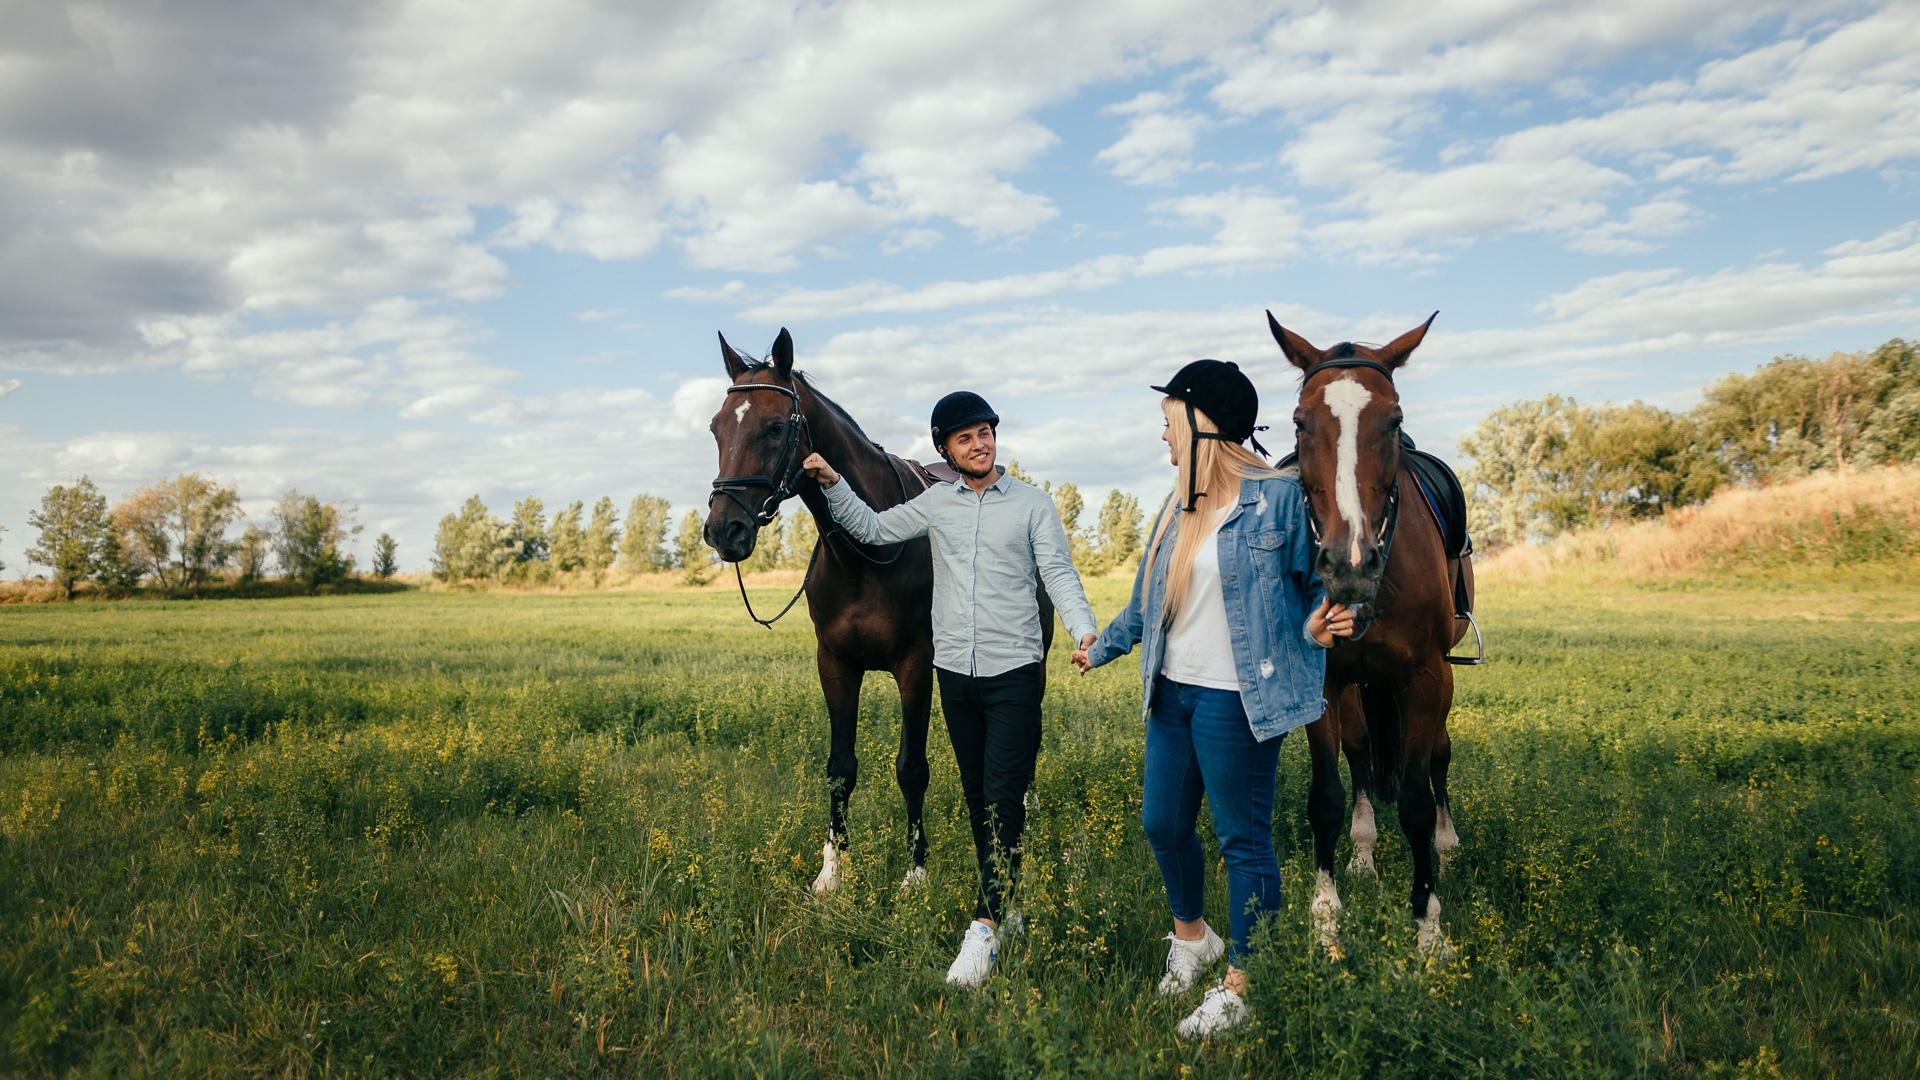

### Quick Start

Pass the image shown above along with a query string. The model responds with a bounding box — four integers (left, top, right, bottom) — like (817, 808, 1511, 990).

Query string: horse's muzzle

(705, 509, 757, 564)
(1317, 543, 1385, 606)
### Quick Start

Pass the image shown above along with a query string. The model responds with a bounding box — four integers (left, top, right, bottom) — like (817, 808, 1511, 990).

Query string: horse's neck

(800, 391, 910, 517)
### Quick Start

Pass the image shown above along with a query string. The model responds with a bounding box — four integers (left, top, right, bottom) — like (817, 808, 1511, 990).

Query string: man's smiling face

(943, 421, 997, 478)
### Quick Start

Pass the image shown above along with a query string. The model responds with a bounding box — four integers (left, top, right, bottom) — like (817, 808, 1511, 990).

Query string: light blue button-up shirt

(823, 470, 1098, 678)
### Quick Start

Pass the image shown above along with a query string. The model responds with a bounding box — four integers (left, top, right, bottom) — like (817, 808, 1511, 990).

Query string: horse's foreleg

(1432, 725, 1458, 874)
(816, 649, 865, 895)
(894, 653, 933, 891)
(1335, 684, 1378, 876)
(1305, 701, 1347, 956)
(1395, 667, 1452, 953)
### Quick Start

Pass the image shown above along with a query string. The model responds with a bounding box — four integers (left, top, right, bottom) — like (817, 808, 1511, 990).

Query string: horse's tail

(1363, 684, 1403, 804)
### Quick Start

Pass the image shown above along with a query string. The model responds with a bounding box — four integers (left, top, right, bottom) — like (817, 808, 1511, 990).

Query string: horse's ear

(770, 328, 794, 378)
(1268, 310, 1321, 372)
(1376, 311, 1438, 371)
(719, 332, 749, 380)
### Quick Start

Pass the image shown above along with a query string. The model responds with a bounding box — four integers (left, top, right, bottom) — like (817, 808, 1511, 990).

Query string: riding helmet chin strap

(1181, 399, 1270, 512)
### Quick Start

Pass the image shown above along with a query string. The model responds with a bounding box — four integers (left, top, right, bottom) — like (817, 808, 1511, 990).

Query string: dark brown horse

(704, 329, 936, 894)
(1269, 311, 1472, 953)
(703, 329, 1054, 896)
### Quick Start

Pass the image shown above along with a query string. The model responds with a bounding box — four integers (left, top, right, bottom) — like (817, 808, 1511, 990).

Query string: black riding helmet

(1151, 359, 1269, 511)
(930, 391, 999, 462)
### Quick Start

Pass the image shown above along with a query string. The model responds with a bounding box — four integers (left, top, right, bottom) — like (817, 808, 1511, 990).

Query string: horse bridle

(1298, 353, 1403, 639)
(709, 376, 912, 628)
(709, 380, 810, 529)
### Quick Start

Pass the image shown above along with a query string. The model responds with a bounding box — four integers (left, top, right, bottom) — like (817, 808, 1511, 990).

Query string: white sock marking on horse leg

(1435, 806, 1459, 873)
(1312, 870, 1344, 953)
(1417, 893, 1451, 956)
(811, 841, 840, 895)
(899, 865, 927, 894)
(1348, 791, 1378, 876)
(1323, 377, 1374, 566)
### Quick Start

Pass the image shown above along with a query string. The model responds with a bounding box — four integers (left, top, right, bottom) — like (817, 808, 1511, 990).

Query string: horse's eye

(1293, 417, 1306, 431)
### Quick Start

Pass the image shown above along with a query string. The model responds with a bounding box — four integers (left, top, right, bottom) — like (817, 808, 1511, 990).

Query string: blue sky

(4, 0, 1919, 572)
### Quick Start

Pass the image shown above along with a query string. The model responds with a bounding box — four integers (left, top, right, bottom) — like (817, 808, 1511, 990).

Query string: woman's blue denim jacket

(1085, 475, 1328, 742)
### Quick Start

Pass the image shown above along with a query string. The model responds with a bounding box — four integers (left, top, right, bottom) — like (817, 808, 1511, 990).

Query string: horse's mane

(741, 361, 879, 447)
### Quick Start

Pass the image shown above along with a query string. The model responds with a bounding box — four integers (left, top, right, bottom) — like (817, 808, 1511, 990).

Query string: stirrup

(1444, 611, 1485, 666)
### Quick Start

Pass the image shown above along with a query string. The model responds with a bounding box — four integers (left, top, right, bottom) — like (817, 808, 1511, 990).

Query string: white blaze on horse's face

(733, 399, 752, 425)
(1322, 376, 1374, 566)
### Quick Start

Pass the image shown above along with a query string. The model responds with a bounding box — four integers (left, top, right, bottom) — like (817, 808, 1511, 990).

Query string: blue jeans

(1142, 675, 1285, 962)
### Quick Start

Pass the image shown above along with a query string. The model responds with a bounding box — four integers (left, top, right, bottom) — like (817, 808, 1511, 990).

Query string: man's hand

(1307, 596, 1359, 646)
(1070, 633, 1097, 675)
(800, 453, 840, 486)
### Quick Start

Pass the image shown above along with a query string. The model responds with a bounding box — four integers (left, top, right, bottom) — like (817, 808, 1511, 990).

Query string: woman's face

(1161, 401, 1179, 466)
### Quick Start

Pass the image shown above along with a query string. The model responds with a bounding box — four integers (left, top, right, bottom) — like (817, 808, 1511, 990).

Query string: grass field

(2, 574, 1916, 1078)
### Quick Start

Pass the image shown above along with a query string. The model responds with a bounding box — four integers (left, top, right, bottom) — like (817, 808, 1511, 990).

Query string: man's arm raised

(802, 452, 933, 545)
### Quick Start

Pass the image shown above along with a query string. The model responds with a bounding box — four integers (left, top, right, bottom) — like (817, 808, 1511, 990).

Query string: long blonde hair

(1144, 396, 1282, 622)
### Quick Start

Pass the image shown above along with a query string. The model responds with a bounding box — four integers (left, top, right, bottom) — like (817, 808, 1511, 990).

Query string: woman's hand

(800, 453, 840, 486)
(1307, 596, 1359, 646)
(1070, 633, 1097, 675)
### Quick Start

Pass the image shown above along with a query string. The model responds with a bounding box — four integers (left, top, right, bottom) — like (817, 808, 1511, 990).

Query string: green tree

(620, 494, 674, 572)
(272, 490, 361, 587)
(1694, 342, 1916, 481)
(109, 474, 244, 587)
(1461, 396, 1719, 547)
(372, 533, 400, 578)
(741, 512, 786, 573)
(783, 507, 819, 570)
(432, 496, 511, 582)
(674, 509, 714, 585)
(1093, 489, 1144, 573)
(235, 525, 270, 581)
(548, 501, 585, 573)
(508, 497, 549, 565)
(583, 496, 621, 579)
(27, 477, 111, 599)
(1857, 338, 1920, 466)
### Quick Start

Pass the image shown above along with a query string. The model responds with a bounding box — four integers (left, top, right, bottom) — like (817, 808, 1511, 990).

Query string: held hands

(1307, 596, 1359, 647)
(1070, 633, 1097, 676)
(800, 453, 840, 486)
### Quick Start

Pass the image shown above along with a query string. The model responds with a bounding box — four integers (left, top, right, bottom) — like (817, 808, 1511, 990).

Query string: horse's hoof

(899, 865, 927, 894)
(811, 842, 840, 895)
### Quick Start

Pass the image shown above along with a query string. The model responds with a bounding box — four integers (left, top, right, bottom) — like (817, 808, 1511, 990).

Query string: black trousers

(936, 662, 1045, 922)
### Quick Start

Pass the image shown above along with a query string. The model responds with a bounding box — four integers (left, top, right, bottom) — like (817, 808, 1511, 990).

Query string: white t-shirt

(1160, 511, 1240, 691)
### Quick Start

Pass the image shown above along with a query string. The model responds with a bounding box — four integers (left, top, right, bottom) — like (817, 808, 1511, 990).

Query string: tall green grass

(1, 582, 1914, 1077)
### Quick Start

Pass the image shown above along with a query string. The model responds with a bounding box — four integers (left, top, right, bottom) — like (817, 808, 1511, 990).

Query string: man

(800, 391, 1098, 989)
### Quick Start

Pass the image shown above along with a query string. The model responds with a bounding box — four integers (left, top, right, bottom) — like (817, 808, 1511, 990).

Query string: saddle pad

(1404, 447, 1472, 560)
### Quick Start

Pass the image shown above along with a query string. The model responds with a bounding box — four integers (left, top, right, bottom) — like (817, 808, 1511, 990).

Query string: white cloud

(1097, 90, 1211, 185)
(573, 307, 627, 321)
(743, 187, 1301, 320)
(0, 379, 19, 400)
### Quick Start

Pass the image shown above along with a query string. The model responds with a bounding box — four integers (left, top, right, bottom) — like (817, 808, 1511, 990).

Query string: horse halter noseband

(709, 380, 810, 528)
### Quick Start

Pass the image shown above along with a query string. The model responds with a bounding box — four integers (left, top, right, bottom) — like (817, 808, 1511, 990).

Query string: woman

(1071, 359, 1355, 1037)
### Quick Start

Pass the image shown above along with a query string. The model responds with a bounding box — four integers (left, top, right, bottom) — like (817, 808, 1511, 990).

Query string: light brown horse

(1269, 311, 1471, 953)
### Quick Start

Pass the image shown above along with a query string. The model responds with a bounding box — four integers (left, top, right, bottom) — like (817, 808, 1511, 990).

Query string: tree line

(1461, 338, 1920, 548)
(428, 469, 1151, 587)
(12, 475, 372, 599)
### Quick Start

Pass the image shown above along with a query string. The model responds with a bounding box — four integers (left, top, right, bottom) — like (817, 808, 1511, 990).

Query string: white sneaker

(1176, 981, 1249, 1038)
(944, 920, 1000, 988)
(1158, 926, 1226, 994)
